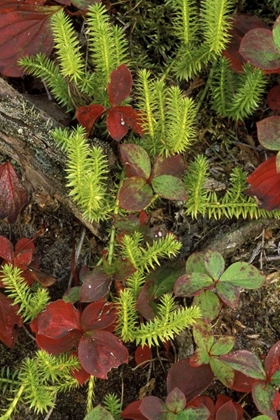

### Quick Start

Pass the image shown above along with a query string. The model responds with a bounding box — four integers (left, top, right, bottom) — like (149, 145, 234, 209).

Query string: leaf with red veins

(0, 3, 60, 77)
(0, 292, 23, 348)
(246, 156, 280, 210)
(0, 236, 14, 264)
(0, 161, 29, 224)
(78, 330, 129, 379)
(80, 300, 117, 332)
(76, 104, 105, 137)
(36, 300, 81, 339)
(108, 64, 133, 107)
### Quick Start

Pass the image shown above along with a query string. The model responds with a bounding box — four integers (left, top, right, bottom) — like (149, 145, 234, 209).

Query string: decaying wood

(0, 76, 102, 238)
(202, 219, 280, 258)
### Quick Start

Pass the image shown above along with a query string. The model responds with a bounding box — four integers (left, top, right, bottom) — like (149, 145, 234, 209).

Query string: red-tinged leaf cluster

(118, 144, 187, 211)
(0, 1, 61, 77)
(0, 235, 55, 287)
(246, 156, 280, 211)
(0, 161, 29, 224)
(76, 64, 143, 141)
(188, 394, 243, 420)
(30, 299, 129, 380)
(121, 387, 210, 420)
(220, 341, 280, 419)
(223, 14, 269, 73)
(0, 293, 23, 348)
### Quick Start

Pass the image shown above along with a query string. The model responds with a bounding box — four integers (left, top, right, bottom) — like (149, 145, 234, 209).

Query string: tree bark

(0, 77, 102, 238)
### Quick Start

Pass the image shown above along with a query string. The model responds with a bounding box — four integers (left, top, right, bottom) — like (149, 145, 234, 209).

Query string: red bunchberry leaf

(267, 85, 280, 112)
(264, 340, 280, 380)
(223, 14, 269, 73)
(239, 28, 280, 73)
(108, 64, 133, 107)
(215, 395, 243, 420)
(151, 175, 187, 201)
(120, 144, 151, 179)
(246, 156, 280, 211)
(80, 301, 116, 331)
(135, 345, 152, 365)
(78, 330, 129, 379)
(215, 400, 239, 420)
(152, 154, 186, 178)
(0, 2, 60, 77)
(121, 400, 148, 420)
(0, 236, 14, 264)
(112, 258, 136, 282)
(230, 370, 259, 392)
(14, 249, 33, 270)
(187, 395, 215, 417)
(0, 292, 23, 348)
(107, 106, 143, 141)
(252, 382, 279, 420)
(0, 161, 29, 223)
(106, 107, 130, 141)
(69, 350, 91, 385)
(167, 359, 214, 402)
(136, 280, 157, 320)
(256, 116, 280, 151)
(36, 300, 81, 339)
(76, 104, 105, 137)
(35, 329, 82, 354)
(118, 178, 153, 211)
(139, 396, 166, 420)
(79, 267, 112, 303)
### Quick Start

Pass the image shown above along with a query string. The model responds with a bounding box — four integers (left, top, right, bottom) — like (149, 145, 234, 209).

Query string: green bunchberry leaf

(220, 350, 266, 380)
(165, 388, 186, 413)
(193, 290, 221, 322)
(210, 336, 235, 356)
(84, 405, 114, 420)
(177, 407, 210, 420)
(120, 144, 151, 179)
(271, 370, 280, 386)
(204, 250, 225, 279)
(272, 17, 280, 50)
(216, 281, 240, 309)
(252, 382, 279, 420)
(220, 262, 265, 289)
(210, 358, 234, 388)
(174, 272, 213, 296)
(151, 175, 187, 201)
(193, 322, 213, 352)
(185, 252, 208, 275)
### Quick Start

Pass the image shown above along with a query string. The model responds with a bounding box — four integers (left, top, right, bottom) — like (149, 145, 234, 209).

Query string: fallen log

(0, 76, 102, 238)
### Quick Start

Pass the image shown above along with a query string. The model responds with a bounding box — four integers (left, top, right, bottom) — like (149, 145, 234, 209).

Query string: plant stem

(0, 384, 24, 420)
(196, 61, 217, 112)
(86, 375, 95, 414)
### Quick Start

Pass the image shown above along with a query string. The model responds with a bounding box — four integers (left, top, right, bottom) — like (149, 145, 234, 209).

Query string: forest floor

(1, 1, 280, 419)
